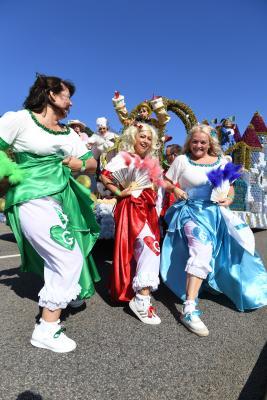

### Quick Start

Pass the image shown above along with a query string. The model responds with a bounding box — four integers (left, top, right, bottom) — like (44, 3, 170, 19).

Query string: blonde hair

(119, 123, 159, 155)
(183, 124, 222, 156)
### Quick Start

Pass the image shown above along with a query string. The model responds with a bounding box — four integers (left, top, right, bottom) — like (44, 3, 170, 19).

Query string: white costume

(87, 117, 118, 159)
(0, 109, 100, 310)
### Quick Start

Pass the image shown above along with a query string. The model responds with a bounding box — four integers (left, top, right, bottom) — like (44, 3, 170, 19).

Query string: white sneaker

(180, 310, 209, 337)
(69, 298, 85, 308)
(129, 298, 161, 325)
(31, 322, 77, 353)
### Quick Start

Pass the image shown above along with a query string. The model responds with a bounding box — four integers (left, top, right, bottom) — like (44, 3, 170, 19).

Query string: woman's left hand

(173, 187, 188, 201)
(218, 198, 232, 207)
(62, 156, 82, 172)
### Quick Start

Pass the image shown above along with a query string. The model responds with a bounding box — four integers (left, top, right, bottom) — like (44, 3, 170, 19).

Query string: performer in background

(68, 119, 89, 144)
(0, 74, 100, 352)
(101, 123, 162, 325)
(161, 144, 182, 219)
(161, 124, 267, 337)
(112, 92, 172, 144)
(87, 117, 119, 160)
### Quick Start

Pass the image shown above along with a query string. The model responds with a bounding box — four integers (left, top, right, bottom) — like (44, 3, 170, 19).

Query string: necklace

(186, 153, 221, 167)
(28, 109, 70, 135)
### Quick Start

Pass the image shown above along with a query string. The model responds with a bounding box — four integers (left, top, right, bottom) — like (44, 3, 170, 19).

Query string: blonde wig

(120, 123, 159, 155)
(183, 124, 222, 157)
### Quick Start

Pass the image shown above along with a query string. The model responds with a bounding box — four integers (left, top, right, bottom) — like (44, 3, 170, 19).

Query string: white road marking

(0, 254, 20, 259)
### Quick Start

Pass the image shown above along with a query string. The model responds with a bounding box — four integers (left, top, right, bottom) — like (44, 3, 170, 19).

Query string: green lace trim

(186, 153, 221, 167)
(27, 109, 70, 135)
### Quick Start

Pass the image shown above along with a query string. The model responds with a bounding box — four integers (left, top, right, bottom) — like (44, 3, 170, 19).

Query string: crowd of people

(0, 74, 266, 353)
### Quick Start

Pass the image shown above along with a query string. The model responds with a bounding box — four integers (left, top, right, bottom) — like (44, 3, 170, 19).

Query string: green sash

(5, 152, 100, 299)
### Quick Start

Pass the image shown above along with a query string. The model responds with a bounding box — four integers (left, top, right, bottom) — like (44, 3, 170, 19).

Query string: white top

(0, 110, 89, 158)
(166, 154, 228, 200)
(87, 131, 118, 159)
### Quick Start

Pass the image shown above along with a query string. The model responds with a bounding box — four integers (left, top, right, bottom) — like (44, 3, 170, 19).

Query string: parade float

(219, 112, 267, 228)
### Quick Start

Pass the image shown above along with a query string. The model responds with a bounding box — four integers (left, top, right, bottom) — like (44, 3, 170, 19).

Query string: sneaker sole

(180, 319, 209, 337)
(69, 300, 86, 309)
(30, 339, 77, 353)
(129, 301, 161, 325)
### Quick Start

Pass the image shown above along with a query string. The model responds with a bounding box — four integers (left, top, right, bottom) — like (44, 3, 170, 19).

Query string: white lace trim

(185, 263, 210, 280)
(38, 284, 81, 311)
(132, 275, 160, 292)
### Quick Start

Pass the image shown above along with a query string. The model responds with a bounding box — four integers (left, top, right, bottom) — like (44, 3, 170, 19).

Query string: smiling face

(98, 126, 107, 136)
(189, 131, 210, 159)
(134, 129, 152, 157)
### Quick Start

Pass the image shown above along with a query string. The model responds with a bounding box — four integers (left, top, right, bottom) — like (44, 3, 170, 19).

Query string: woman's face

(134, 129, 152, 157)
(72, 124, 81, 133)
(50, 84, 72, 118)
(138, 107, 149, 120)
(189, 131, 210, 159)
(98, 126, 107, 136)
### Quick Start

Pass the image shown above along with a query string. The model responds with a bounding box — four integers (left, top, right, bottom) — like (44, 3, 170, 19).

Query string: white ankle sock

(183, 300, 196, 314)
(39, 318, 60, 333)
(135, 294, 151, 309)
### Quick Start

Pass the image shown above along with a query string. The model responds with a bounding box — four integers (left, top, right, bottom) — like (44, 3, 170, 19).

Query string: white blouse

(0, 110, 89, 158)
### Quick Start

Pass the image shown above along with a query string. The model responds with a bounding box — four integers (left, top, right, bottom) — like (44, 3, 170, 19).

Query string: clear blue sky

(1, 0, 266, 144)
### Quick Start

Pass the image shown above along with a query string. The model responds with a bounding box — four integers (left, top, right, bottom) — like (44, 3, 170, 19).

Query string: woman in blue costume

(160, 124, 267, 337)
(0, 74, 100, 352)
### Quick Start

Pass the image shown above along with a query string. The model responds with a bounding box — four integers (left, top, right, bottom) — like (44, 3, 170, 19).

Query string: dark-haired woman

(0, 74, 100, 352)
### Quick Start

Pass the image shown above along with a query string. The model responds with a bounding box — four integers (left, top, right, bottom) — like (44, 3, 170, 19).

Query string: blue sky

(1, 0, 266, 144)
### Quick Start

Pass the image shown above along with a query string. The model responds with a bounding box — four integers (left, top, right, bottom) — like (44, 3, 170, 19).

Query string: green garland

(28, 109, 71, 135)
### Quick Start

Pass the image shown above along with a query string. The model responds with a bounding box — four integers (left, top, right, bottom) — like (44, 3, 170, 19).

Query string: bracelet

(80, 159, 86, 172)
(114, 188, 121, 197)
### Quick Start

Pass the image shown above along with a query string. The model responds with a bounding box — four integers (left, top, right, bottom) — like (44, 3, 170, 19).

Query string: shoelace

(53, 327, 66, 339)
(183, 310, 202, 322)
(147, 305, 157, 318)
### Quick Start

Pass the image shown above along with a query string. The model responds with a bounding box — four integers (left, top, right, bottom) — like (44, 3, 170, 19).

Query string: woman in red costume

(101, 123, 161, 325)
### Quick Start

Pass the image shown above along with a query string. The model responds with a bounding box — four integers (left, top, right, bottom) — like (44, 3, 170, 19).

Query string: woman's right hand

(119, 188, 132, 198)
(173, 187, 188, 201)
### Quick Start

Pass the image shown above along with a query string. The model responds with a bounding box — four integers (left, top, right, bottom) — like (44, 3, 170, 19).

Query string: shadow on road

(0, 267, 42, 303)
(0, 232, 16, 243)
(153, 281, 182, 322)
(16, 390, 43, 400)
(238, 342, 267, 400)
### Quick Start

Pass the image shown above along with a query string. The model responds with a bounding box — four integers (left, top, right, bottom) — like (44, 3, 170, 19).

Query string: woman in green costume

(0, 74, 100, 353)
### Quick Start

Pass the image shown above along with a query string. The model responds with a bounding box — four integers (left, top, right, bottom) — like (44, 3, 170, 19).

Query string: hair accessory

(133, 122, 143, 131)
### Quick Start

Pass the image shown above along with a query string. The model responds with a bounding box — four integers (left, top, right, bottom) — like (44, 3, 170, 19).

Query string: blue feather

(207, 167, 224, 188)
(223, 162, 242, 183)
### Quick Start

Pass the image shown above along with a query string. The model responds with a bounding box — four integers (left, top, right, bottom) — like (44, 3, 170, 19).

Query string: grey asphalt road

(0, 223, 266, 400)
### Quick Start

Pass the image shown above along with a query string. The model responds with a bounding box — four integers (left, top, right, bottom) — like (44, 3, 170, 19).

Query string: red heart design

(143, 236, 160, 256)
